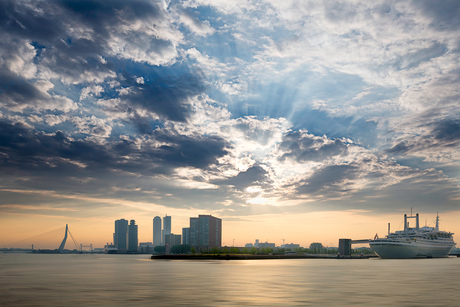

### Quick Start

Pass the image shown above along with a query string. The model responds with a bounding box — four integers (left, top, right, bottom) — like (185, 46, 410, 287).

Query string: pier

(338, 239, 371, 256)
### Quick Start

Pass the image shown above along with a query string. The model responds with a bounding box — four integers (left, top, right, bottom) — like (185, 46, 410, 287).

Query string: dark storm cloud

(0, 120, 230, 176)
(432, 118, 460, 142)
(386, 141, 411, 154)
(213, 165, 268, 190)
(0, 0, 172, 85)
(386, 118, 460, 155)
(278, 131, 348, 162)
(0, 72, 45, 108)
(415, 0, 460, 31)
(0, 121, 114, 170)
(0, 1, 64, 44)
(119, 72, 206, 123)
(295, 164, 359, 195)
(0, 0, 163, 45)
(147, 129, 230, 169)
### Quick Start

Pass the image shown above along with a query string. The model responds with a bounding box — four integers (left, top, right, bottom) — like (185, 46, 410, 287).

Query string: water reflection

(1, 254, 459, 306)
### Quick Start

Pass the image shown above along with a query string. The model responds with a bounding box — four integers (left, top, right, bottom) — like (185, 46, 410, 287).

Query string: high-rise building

(189, 217, 199, 247)
(153, 216, 162, 247)
(182, 227, 190, 245)
(189, 215, 222, 249)
(162, 215, 171, 246)
(113, 219, 128, 252)
(127, 219, 138, 253)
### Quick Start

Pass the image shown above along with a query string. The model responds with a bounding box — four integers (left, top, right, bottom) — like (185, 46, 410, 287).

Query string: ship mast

(435, 212, 439, 231)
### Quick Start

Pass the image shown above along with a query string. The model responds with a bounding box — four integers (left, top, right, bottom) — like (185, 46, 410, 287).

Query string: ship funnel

(416, 213, 419, 230)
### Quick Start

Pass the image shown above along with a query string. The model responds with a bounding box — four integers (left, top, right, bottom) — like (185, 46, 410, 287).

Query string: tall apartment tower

(113, 219, 128, 252)
(127, 219, 138, 253)
(182, 227, 190, 245)
(189, 217, 199, 247)
(190, 215, 222, 249)
(162, 215, 171, 246)
(153, 216, 162, 247)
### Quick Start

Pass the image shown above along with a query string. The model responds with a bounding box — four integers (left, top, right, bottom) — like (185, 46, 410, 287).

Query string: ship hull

(370, 241, 455, 259)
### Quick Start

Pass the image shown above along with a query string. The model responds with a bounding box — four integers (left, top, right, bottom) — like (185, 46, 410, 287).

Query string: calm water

(1, 253, 459, 306)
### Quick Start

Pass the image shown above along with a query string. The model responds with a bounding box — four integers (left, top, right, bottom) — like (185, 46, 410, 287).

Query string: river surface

(1, 253, 459, 306)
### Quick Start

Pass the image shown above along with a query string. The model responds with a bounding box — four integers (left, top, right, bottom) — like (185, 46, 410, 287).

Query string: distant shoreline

(151, 254, 378, 260)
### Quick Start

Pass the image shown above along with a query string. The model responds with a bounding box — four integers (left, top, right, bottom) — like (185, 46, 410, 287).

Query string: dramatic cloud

(1, 0, 459, 238)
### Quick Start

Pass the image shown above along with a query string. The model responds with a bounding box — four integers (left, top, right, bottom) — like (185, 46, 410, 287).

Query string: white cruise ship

(369, 213, 456, 259)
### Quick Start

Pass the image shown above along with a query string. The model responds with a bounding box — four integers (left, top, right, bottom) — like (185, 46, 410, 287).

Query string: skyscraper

(189, 215, 222, 249)
(114, 219, 128, 252)
(190, 217, 199, 247)
(182, 227, 190, 245)
(162, 215, 171, 246)
(153, 216, 162, 247)
(127, 219, 138, 253)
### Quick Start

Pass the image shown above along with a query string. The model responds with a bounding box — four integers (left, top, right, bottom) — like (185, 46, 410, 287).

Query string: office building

(127, 219, 138, 253)
(153, 216, 162, 247)
(164, 233, 182, 247)
(189, 215, 222, 249)
(113, 219, 128, 252)
(182, 227, 190, 245)
(162, 215, 171, 246)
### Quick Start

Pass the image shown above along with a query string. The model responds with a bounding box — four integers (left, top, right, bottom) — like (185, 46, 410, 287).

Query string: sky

(1, 0, 460, 249)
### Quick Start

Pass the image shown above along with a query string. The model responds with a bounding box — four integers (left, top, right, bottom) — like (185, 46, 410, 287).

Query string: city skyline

(1, 0, 460, 248)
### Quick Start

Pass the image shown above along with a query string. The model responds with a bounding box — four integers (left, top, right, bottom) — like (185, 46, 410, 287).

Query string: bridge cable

(68, 229, 80, 251)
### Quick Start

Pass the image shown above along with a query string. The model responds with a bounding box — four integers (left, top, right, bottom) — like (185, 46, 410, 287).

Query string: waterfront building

(190, 217, 199, 247)
(284, 243, 300, 250)
(258, 241, 276, 249)
(127, 220, 138, 253)
(189, 215, 222, 249)
(255, 239, 259, 248)
(182, 227, 190, 245)
(162, 215, 171, 246)
(139, 242, 154, 254)
(309, 242, 324, 251)
(153, 216, 162, 247)
(113, 219, 128, 252)
(165, 234, 182, 247)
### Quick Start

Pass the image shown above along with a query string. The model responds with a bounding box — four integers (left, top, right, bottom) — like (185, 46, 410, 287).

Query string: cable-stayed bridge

(1, 225, 93, 253)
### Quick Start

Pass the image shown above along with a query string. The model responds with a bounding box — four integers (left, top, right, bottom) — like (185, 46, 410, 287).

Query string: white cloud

(80, 85, 104, 101)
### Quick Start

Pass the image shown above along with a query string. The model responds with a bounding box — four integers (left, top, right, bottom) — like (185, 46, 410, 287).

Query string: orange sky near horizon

(2, 209, 459, 250)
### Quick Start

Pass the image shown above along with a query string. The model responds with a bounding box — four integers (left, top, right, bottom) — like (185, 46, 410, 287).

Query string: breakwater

(151, 254, 378, 260)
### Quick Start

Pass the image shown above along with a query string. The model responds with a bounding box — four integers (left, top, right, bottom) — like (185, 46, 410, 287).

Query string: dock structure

(339, 239, 371, 256)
